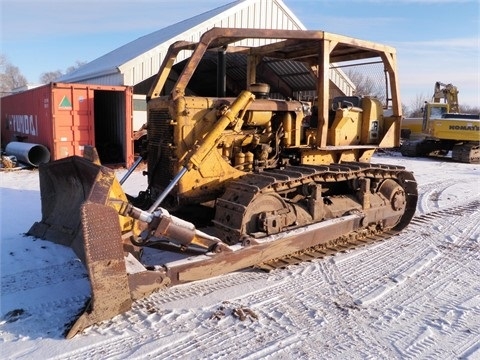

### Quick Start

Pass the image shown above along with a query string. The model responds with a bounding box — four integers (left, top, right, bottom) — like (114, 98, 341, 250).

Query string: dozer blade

(67, 202, 132, 339)
(28, 155, 130, 262)
(27, 155, 140, 337)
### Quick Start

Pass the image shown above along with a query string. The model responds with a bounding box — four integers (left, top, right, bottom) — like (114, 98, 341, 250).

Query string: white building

(59, 0, 354, 131)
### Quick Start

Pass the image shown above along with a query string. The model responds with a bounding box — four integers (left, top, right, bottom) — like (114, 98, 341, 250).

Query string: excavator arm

(433, 81, 459, 112)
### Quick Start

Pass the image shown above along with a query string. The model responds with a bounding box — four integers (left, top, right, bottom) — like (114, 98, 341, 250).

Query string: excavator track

(452, 143, 480, 163)
(213, 162, 418, 246)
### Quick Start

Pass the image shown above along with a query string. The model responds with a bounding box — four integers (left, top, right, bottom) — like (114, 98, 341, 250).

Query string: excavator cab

(422, 103, 449, 131)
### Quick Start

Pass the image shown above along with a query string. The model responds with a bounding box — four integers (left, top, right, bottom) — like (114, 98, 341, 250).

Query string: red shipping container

(1, 82, 134, 166)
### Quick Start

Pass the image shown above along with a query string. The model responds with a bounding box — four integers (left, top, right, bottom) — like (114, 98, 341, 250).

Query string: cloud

(395, 38, 479, 107)
(398, 37, 479, 50)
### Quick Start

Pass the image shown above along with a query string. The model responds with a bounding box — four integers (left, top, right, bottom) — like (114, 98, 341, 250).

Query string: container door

(93, 89, 132, 165)
(52, 86, 94, 159)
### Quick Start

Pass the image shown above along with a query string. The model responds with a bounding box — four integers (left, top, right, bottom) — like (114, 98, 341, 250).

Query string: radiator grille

(148, 109, 175, 189)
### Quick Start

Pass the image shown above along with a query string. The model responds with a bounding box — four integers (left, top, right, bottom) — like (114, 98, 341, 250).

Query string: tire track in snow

(58, 302, 303, 360)
(331, 200, 479, 302)
(416, 180, 453, 214)
(44, 201, 479, 359)
(353, 205, 480, 358)
(0, 292, 90, 343)
(142, 270, 269, 308)
(91, 273, 318, 359)
(414, 177, 478, 215)
(1, 260, 86, 296)
(51, 271, 303, 359)
(0, 259, 90, 342)
(49, 254, 388, 358)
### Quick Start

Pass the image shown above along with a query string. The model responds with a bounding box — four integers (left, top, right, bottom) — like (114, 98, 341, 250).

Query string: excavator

(400, 82, 480, 163)
(28, 28, 418, 338)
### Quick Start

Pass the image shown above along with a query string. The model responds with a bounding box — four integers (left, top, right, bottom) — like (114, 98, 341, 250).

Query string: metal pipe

(5, 142, 50, 167)
(217, 47, 226, 97)
(119, 156, 143, 185)
(148, 166, 188, 213)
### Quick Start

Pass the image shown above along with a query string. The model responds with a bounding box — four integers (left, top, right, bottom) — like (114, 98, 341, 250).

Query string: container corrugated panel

(1, 82, 133, 166)
(1, 84, 54, 151)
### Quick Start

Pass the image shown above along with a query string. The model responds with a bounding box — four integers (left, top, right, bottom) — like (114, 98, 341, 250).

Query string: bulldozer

(400, 82, 480, 163)
(28, 28, 418, 338)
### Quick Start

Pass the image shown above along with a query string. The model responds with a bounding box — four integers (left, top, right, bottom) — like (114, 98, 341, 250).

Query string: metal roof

(172, 51, 319, 98)
(58, 0, 306, 86)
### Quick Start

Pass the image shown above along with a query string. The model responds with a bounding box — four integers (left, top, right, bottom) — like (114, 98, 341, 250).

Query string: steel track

(256, 199, 480, 271)
(214, 162, 417, 244)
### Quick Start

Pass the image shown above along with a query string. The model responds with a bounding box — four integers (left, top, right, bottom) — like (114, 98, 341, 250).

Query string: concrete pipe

(5, 142, 50, 167)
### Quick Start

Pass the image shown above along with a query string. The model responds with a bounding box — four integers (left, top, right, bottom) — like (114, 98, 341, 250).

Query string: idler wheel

(377, 179, 407, 228)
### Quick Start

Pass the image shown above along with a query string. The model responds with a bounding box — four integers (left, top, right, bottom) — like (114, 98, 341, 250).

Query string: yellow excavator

(400, 82, 480, 163)
(28, 28, 418, 338)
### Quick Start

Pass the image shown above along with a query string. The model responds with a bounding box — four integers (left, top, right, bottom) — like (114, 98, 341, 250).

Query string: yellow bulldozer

(28, 28, 418, 338)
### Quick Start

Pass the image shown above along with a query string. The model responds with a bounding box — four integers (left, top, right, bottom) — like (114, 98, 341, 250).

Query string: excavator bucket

(27, 151, 135, 338)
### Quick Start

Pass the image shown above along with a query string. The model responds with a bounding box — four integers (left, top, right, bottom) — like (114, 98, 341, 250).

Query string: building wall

(120, 0, 305, 87)
(61, 0, 355, 98)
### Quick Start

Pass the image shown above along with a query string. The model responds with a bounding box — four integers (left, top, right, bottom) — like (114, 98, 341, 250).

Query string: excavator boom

(433, 81, 459, 112)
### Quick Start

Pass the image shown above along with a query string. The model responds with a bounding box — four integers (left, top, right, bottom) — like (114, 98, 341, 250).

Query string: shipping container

(1, 82, 134, 166)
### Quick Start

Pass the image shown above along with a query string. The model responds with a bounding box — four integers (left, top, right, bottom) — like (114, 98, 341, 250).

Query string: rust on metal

(67, 202, 132, 339)
(27, 27, 418, 339)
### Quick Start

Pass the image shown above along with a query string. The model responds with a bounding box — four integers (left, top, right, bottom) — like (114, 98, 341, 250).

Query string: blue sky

(1, 0, 479, 108)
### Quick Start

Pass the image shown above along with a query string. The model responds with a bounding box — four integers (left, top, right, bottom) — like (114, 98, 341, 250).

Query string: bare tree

(39, 60, 87, 84)
(406, 93, 479, 117)
(460, 104, 480, 114)
(65, 60, 87, 74)
(40, 70, 63, 83)
(345, 69, 385, 101)
(0, 54, 27, 97)
(406, 93, 429, 117)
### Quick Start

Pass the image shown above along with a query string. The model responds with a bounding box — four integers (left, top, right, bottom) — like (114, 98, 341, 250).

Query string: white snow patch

(1, 153, 479, 359)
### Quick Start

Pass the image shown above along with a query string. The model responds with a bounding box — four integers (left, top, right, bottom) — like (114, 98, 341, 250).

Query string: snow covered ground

(1, 152, 479, 359)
